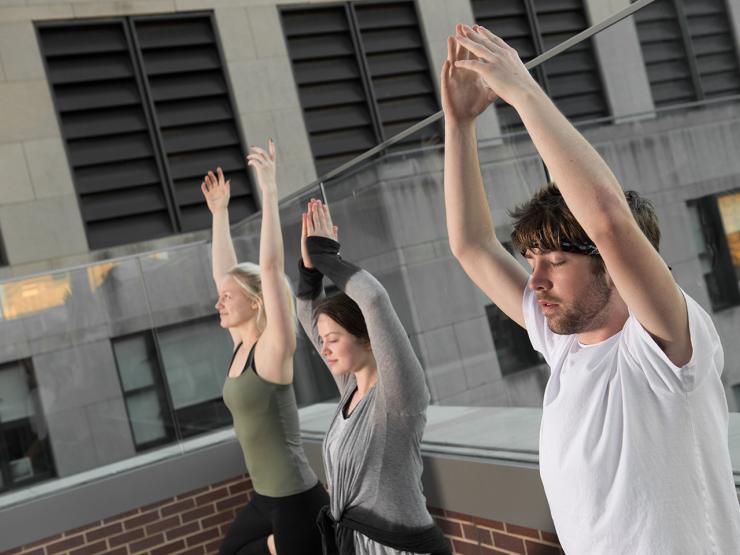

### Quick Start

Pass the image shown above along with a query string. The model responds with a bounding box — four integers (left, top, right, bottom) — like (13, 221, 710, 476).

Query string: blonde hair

(227, 262, 296, 336)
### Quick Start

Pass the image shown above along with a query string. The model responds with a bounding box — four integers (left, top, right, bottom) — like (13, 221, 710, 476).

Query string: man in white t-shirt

(440, 23, 740, 554)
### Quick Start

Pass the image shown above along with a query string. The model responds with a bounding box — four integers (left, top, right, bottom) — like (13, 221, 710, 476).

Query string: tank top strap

(225, 341, 258, 377)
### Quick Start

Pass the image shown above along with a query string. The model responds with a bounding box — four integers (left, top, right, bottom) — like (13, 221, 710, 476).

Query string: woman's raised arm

(248, 140, 297, 383)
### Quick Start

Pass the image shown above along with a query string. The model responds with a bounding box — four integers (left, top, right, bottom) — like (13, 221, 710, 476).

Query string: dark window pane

(0, 360, 56, 492)
(112, 332, 175, 450)
(486, 304, 543, 375)
(689, 193, 740, 311)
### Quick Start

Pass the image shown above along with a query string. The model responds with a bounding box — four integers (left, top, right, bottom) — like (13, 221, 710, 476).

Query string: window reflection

(0, 274, 71, 320)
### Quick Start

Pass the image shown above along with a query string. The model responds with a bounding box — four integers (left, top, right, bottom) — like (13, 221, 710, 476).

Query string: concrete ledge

(3, 404, 740, 551)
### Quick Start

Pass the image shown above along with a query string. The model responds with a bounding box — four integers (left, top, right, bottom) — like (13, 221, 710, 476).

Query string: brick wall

(431, 508, 563, 555)
(2, 476, 562, 555)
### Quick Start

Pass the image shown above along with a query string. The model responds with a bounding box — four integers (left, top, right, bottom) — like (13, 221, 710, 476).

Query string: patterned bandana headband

(559, 241, 600, 256)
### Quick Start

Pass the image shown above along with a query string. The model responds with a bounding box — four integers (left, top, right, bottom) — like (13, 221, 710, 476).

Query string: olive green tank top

(222, 342, 317, 497)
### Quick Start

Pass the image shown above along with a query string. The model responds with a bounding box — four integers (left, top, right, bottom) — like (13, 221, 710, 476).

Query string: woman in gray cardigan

(297, 199, 451, 555)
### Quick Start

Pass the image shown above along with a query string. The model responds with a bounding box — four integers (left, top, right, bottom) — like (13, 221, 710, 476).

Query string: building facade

(0, 0, 739, 535)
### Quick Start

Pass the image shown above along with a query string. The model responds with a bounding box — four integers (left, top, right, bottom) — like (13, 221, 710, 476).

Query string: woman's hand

(302, 199, 338, 268)
(247, 139, 277, 193)
(201, 167, 230, 214)
(441, 24, 497, 126)
(452, 24, 539, 109)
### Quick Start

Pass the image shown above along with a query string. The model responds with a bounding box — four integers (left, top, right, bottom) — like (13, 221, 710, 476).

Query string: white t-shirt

(523, 284, 740, 554)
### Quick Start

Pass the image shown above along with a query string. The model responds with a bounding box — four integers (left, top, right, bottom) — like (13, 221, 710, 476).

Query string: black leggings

(219, 481, 328, 555)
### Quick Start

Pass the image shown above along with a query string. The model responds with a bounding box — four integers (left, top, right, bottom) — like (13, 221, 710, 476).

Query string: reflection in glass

(156, 317, 232, 438)
(0, 274, 71, 320)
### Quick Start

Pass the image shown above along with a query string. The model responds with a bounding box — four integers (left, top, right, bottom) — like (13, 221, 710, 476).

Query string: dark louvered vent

(37, 14, 254, 249)
(281, 1, 441, 176)
(38, 22, 175, 248)
(635, 0, 740, 107)
(472, 0, 608, 127)
(635, 0, 699, 105)
(133, 15, 254, 232)
(685, 0, 740, 99)
(354, 1, 442, 149)
(281, 6, 379, 176)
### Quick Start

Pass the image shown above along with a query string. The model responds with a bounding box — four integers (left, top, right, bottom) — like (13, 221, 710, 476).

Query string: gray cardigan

(297, 237, 444, 550)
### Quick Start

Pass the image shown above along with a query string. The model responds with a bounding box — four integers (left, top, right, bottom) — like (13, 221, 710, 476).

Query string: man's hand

(453, 25, 540, 108)
(441, 24, 497, 126)
(201, 167, 230, 214)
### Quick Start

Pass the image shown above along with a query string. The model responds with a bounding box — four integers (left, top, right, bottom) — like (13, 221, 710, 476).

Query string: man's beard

(542, 274, 613, 335)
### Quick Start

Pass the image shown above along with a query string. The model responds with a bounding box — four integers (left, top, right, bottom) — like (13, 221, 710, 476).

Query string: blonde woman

(203, 140, 328, 555)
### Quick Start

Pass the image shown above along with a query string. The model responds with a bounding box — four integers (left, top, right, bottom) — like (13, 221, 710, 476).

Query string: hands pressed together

(301, 199, 338, 269)
(441, 23, 539, 125)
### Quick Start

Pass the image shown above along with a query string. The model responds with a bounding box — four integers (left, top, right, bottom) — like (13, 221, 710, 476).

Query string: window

(688, 190, 740, 311)
(37, 13, 256, 250)
(112, 317, 232, 451)
(113, 332, 175, 450)
(635, 0, 740, 107)
(0, 360, 56, 492)
(472, 0, 609, 128)
(486, 304, 543, 375)
(0, 229, 7, 266)
(484, 242, 543, 375)
(280, 1, 442, 175)
(155, 317, 233, 437)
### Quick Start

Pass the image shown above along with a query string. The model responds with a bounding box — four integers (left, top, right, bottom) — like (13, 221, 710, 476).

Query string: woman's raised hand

(201, 167, 230, 214)
(247, 139, 277, 192)
(301, 199, 338, 269)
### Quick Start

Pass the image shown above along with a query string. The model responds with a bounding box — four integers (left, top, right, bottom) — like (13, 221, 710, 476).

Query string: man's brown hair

(510, 184, 661, 271)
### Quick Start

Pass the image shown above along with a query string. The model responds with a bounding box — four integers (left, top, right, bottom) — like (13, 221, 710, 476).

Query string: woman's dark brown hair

(313, 293, 370, 343)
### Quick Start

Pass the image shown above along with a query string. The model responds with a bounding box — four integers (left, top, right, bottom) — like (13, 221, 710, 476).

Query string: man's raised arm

(442, 27, 529, 328)
(455, 25, 690, 365)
